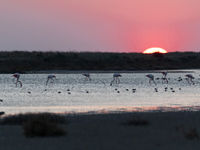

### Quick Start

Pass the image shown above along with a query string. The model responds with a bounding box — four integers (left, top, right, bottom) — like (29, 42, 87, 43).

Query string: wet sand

(1, 111, 200, 150)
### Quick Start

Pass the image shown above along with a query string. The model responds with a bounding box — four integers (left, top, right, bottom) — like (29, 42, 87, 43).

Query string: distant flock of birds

(11, 71, 196, 88)
(0, 72, 194, 107)
(0, 71, 189, 101)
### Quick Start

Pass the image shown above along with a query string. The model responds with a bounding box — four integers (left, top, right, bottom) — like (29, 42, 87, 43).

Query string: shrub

(176, 126, 199, 140)
(184, 128, 199, 140)
(123, 117, 149, 126)
(23, 118, 66, 137)
(0, 113, 67, 125)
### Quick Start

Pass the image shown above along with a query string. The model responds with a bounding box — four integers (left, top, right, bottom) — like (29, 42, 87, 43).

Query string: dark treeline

(0, 51, 200, 73)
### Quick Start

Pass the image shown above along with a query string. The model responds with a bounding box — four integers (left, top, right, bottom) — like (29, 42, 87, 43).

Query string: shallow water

(1, 70, 200, 114)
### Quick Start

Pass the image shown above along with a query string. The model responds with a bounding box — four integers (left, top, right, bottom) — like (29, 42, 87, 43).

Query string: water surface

(1, 70, 200, 114)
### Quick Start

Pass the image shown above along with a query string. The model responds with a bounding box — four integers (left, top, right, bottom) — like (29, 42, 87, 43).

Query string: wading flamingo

(161, 71, 168, 84)
(13, 73, 22, 87)
(146, 74, 157, 85)
(185, 74, 195, 85)
(110, 73, 122, 86)
(82, 73, 91, 81)
(46, 75, 56, 85)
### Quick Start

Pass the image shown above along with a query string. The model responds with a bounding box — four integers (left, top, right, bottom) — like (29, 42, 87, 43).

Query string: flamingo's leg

(46, 78, 49, 85)
(191, 79, 195, 85)
(165, 78, 168, 84)
(15, 78, 19, 87)
(110, 78, 114, 86)
(18, 81, 22, 87)
(153, 80, 157, 85)
(116, 78, 119, 84)
(118, 78, 120, 84)
(186, 78, 190, 84)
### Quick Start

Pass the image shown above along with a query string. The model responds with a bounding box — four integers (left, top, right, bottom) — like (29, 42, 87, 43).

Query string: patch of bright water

(0, 70, 200, 114)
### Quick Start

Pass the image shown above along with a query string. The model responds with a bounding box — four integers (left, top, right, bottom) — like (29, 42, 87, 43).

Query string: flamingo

(110, 73, 122, 86)
(46, 74, 56, 85)
(13, 73, 22, 87)
(146, 74, 156, 85)
(185, 74, 195, 85)
(161, 71, 168, 84)
(82, 73, 91, 81)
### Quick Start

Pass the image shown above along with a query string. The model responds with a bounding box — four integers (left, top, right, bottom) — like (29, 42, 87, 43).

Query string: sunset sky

(0, 0, 200, 52)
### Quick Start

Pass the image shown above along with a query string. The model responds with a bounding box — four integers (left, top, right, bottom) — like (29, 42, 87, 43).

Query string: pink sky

(0, 0, 200, 52)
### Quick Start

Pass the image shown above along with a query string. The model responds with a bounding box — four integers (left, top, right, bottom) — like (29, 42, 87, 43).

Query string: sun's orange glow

(143, 47, 168, 54)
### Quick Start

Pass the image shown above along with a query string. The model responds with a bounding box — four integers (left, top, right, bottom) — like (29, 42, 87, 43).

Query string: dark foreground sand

(1, 111, 200, 150)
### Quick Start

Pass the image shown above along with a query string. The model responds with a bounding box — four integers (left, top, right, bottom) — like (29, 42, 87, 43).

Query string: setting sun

(143, 47, 168, 54)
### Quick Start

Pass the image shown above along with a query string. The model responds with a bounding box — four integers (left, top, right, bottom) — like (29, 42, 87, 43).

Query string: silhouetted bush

(0, 113, 67, 125)
(123, 117, 149, 126)
(0, 113, 67, 137)
(23, 118, 66, 137)
(176, 126, 199, 140)
(184, 128, 199, 140)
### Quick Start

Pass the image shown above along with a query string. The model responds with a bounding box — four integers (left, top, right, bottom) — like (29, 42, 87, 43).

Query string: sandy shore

(1, 111, 200, 150)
